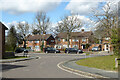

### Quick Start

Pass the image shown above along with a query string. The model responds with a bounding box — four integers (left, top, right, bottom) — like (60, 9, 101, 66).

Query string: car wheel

(45, 51, 48, 53)
(67, 51, 69, 54)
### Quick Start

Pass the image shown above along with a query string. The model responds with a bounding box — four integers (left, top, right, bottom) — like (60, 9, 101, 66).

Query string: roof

(56, 31, 93, 39)
(27, 34, 53, 41)
(0, 22, 8, 30)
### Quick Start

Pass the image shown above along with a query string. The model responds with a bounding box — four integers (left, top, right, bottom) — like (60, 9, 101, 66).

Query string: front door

(104, 44, 109, 51)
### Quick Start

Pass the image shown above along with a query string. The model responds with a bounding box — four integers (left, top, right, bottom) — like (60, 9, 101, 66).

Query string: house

(55, 29, 93, 51)
(26, 34, 55, 51)
(89, 37, 112, 52)
(102, 37, 112, 51)
(0, 22, 8, 58)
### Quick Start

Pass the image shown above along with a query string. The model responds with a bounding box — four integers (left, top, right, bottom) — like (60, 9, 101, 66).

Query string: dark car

(65, 48, 83, 54)
(15, 48, 25, 53)
(44, 47, 60, 53)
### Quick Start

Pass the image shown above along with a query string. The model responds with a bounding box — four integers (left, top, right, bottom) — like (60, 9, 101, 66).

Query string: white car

(92, 47, 100, 51)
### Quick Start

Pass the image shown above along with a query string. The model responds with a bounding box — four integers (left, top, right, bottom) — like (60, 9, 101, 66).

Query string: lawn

(3, 56, 28, 59)
(76, 55, 118, 71)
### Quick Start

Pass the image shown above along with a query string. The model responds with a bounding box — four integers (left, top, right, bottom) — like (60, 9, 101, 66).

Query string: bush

(5, 44, 14, 52)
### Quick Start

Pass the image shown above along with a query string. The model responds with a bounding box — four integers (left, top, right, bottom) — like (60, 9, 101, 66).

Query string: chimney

(81, 29, 84, 32)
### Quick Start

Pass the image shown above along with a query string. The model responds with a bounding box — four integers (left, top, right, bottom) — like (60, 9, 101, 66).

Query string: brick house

(0, 22, 8, 58)
(26, 34, 55, 51)
(88, 37, 112, 51)
(55, 29, 93, 51)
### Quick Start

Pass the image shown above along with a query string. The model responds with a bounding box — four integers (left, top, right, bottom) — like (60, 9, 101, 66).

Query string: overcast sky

(0, 0, 119, 33)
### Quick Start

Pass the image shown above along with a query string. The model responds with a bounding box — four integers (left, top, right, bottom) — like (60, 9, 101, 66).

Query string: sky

(0, 0, 119, 33)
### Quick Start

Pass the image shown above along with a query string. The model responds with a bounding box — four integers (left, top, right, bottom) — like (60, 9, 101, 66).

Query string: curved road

(2, 53, 102, 78)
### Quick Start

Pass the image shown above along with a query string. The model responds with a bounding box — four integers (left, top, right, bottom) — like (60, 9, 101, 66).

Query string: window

(105, 37, 110, 40)
(63, 45, 67, 48)
(56, 45, 61, 49)
(35, 46, 39, 49)
(72, 39, 75, 42)
(76, 39, 79, 42)
(63, 39, 65, 42)
(72, 39, 79, 42)
(82, 38, 86, 42)
(35, 41, 39, 43)
(58, 38, 61, 41)
(51, 40, 54, 42)
(65, 39, 67, 41)
(73, 45, 78, 48)
(29, 41, 32, 43)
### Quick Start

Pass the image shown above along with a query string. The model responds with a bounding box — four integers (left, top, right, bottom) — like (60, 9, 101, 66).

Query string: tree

(94, 2, 118, 38)
(35, 12, 50, 34)
(17, 22, 29, 49)
(32, 29, 40, 35)
(93, 2, 119, 55)
(6, 25, 17, 51)
(56, 15, 83, 48)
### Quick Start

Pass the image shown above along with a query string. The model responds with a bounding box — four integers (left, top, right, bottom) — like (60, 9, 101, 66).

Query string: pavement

(0, 56, 39, 63)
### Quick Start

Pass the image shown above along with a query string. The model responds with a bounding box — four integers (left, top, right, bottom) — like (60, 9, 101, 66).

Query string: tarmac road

(2, 53, 107, 78)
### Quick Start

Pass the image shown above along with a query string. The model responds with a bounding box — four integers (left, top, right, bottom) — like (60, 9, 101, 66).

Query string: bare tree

(94, 2, 118, 38)
(35, 12, 50, 34)
(56, 15, 83, 48)
(93, 2, 119, 54)
(17, 22, 29, 49)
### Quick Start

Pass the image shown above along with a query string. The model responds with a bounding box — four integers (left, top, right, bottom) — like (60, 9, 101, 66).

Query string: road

(2, 53, 103, 78)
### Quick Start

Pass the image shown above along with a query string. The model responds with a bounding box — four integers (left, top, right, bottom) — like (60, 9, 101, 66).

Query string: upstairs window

(105, 37, 110, 40)
(35, 41, 39, 43)
(51, 40, 54, 42)
(82, 38, 86, 42)
(63, 39, 65, 42)
(72, 39, 79, 42)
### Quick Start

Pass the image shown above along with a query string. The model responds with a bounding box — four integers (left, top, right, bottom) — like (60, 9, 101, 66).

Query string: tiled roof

(27, 34, 52, 41)
(56, 31, 93, 39)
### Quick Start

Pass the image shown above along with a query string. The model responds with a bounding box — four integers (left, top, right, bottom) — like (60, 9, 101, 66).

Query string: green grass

(76, 55, 118, 71)
(3, 56, 28, 59)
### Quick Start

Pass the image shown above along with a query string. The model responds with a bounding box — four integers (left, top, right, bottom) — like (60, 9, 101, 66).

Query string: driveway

(2, 53, 108, 78)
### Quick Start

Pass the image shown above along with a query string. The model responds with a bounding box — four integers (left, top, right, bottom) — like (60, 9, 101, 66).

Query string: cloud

(51, 15, 96, 32)
(72, 15, 96, 31)
(66, 0, 99, 15)
(0, 0, 62, 14)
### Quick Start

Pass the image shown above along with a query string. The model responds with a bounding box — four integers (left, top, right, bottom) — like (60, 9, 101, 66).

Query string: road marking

(57, 61, 93, 78)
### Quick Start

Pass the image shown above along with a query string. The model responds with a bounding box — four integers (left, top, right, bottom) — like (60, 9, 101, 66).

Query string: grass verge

(3, 56, 28, 59)
(76, 55, 118, 71)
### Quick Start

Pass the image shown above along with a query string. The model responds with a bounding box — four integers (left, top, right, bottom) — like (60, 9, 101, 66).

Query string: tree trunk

(23, 39, 26, 49)
(67, 33, 70, 48)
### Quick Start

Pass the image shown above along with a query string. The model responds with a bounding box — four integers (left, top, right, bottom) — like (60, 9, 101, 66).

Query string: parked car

(44, 47, 60, 53)
(15, 47, 25, 53)
(65, 48, 83, 54)
(92, 46, 100, 51)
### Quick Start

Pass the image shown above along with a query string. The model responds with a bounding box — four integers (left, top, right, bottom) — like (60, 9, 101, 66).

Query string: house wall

(26, 35, 55, 51)
(55, 38, 89, 51)
(0, 26, 3, 58)
(46, 35, 55, 48)
(0, 24, 7, 58)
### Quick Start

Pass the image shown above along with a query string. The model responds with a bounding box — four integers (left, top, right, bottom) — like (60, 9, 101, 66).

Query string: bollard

(115, 58, 118, 68)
